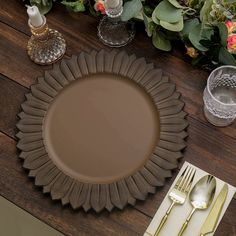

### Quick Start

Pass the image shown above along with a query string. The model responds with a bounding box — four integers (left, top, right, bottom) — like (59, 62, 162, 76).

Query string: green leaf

(147, 22, 156, 37)
(155, 0, 183, 23)
(201, 28, 214, 40)
(160, 18, 184, 32)
(167, 0, 184, 8)
(200, 0, 213, 23)
(121, 0, 143, 21)
(164, 30, 179, 40)
(61, 0, 85, 12)
(223, 0, 236, 3)
(143, 13, 155, 37)
(30, 0, 52, 14)
(207, 46, 221, 62)
(181, 18, 199, 36)
(151, 7, 160, 24)
(134, 10, 144, 20)
(219, 47, 236, 65)
(217, 23, 228, 47)
(188, 0, 205, 10)
(191, 55, 205, 66)
(152, 30, 172, 51)
(199, 39, 214, 48)
(189, 24, 208, 51)
(143, 5, 154, 16)
(88, 5, 100, 17)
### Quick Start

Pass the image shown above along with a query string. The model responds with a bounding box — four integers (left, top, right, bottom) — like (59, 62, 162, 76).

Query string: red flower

(227, 34, 236, 53)
(94, 1, 106, 14)
(226, 21, 236, 34)
(226, 21, 234, 29)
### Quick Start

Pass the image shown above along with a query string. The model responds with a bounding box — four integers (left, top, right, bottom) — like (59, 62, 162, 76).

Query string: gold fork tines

(178, 167, 195, 193)
(152, 165, 196, 236)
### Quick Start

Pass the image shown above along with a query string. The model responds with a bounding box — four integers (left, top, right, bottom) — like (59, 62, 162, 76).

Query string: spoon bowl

(190, 175, 216, 210)
(178, 175, 216, 236)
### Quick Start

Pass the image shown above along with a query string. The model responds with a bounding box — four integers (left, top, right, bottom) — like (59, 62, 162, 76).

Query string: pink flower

(226, 21, 234, 29)
(94, 0, 106, 14)
(227, 34, 236, 53)
(225, 21, 236, 34)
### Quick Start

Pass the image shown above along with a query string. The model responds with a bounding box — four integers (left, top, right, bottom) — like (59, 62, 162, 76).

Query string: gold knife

(199, 183, 228, 236)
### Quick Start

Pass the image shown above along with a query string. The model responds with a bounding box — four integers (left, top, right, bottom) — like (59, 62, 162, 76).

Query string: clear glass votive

(203, 65, 236, 127)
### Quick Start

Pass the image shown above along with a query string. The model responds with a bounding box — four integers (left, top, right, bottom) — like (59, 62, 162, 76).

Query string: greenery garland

(25, 0, 236, 67)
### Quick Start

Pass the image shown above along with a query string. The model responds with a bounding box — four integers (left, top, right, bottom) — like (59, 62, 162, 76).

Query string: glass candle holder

(27, 15, 66, 65)
(97, 0, 135, 47)
(203, 65, 236, 127)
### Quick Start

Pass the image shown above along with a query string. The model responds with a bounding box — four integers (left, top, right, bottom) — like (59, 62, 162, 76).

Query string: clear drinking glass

(203, 65, 236, 127)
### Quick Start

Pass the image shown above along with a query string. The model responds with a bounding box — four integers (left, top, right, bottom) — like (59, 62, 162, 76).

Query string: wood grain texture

(0, 0, 235, 235)
(0, 0, 235, 140)
(0, 74, 27, 137)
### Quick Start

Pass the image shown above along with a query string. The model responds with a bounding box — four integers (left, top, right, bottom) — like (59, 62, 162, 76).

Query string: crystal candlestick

(97, 0, 135, 47)
(27, 16, 66, 65)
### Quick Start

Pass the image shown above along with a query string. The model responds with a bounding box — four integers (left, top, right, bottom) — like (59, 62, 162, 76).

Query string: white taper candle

(27, 6, 43, 28)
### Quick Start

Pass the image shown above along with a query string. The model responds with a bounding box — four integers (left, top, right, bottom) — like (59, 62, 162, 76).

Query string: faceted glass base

(98, 16, 135, 47)
(27, 29, 66, 65)
(204, 105, 235, 127)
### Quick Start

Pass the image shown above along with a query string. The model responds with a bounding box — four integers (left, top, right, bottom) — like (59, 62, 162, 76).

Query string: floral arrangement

(25, 0, 236, 67)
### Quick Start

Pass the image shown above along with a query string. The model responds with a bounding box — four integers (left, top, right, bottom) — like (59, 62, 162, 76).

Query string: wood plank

(216, 221, 236, 236)
(0, 21, 50, 87)
(0, 0, 29, 34)
(0, 74, 27, 138)
(0, 132, 151, 236)
(0, 2, 235, 140)
(186, 116, 236, 180)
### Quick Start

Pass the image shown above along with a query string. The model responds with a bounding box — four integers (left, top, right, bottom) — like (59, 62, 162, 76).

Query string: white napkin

(0, 196, 63, 236)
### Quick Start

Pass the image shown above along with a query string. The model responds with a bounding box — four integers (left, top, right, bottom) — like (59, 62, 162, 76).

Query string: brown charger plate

(16, 50, 188, 212)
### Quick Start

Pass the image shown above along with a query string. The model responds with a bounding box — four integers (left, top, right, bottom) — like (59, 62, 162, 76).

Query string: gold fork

(153, 165, 196, 236)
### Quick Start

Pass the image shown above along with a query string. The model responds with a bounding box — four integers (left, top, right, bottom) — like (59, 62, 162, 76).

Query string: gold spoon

(178, 175, 216, 236)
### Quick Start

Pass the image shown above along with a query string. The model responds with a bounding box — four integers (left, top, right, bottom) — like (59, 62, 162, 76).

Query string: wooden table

(0, 1, 235, 235)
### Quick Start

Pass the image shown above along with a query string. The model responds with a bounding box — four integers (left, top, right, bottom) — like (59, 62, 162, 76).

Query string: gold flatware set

(146, 165, 229, 236)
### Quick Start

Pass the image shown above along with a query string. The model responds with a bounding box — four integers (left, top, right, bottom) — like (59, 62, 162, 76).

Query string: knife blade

(199, 183, 228, 236)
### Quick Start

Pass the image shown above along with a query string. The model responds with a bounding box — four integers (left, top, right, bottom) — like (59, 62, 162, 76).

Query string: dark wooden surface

(0, 1, 236, 235)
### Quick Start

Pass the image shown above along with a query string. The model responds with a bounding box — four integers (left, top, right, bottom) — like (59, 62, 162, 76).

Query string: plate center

(43, 74, 160, 184)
